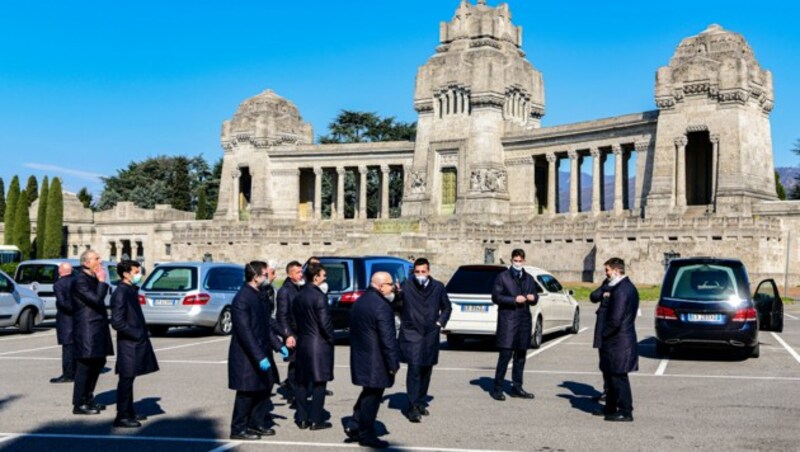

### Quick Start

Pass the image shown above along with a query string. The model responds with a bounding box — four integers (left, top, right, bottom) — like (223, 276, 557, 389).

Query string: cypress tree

(4, 176, 20, 245)
(13, 187, 31, 258)
(25, 175, 38, 206)
(170, 157, 192, 211)
(36, 177, 49, 258)
(196, 187, 208, 220)
(43, 178, 64, 258)
(0, 177, 5, 222)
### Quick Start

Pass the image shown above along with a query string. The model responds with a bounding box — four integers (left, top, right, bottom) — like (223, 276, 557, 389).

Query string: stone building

(4, 0, 799, 287)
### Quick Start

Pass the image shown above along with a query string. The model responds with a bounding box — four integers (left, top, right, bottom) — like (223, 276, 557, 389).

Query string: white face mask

(296, 279, 306, 287)
(415, 275, 428, 285)
(317, 282, 329, 294)
(258, 277, 270, 288)
(608, 272, 624, 286)
(512, 263, 523, 271)
(384, 292, 395, 303)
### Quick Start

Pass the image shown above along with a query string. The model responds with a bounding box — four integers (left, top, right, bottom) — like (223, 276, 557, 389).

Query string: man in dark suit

(345, 271, 400, 449)
(50, 262, 75, 384)
(396, 257, 451, 422)
(276, 260, 303, 403)
(595, 257, 639, 422)
(109, 260, 159, 428)
(490, 248, 538, 401)
(71, 250, 113, 415)
(228, 260, 289, 440)
(590, 276, 611, 403)
(292, 263, 334, 431)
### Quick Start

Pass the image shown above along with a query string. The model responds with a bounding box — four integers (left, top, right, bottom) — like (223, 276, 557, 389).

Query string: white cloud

(23, 163, 106, 182)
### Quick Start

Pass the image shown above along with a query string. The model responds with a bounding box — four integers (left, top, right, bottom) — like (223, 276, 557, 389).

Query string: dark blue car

(655, 257, 784, 358)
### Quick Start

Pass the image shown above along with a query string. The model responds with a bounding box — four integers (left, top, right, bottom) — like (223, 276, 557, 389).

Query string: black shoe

(489, 390, 506, 401)
(359, 437, 389, 449)
(604, 412, 633, 422)
(509, 387, 535, 399)
(296, 420, 310, 430)
(407, 408, 421, 423)
(310, 421, 332, 431)
(113, 418, 142, 428)
(89, 402, 107, 411)
(50, 375, 73, 384)
(248, 426, 275, 436)
(230, 431, 261, 440)
(591, 392, 607, 402)
(73, 404, 100, 415)
(344, 426, 359, 440)
(418, 406, 430, 416)
(325, 390, 333, 396)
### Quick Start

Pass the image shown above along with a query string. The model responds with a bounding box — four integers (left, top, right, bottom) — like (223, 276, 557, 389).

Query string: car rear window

(446, 267, 505, 294)
(663, 263, 748, 302)
(318, 260, 351, 292)
(143, 266, 197, 292)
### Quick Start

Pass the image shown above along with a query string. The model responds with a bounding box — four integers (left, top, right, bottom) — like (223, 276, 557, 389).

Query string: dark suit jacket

(228, 284, 284, 391)
(276, 280, 301, 338)
(110, 283, 159, 377)
(599, 277, 639, 374)
(590, 279, 611, 349)
(54, 275, 74, 346)
(71, 269, 113, 359)
(491, 268, 538, 350)
(397, 277, 451, 366)
(349, 287, 400, 388)
(293, 284, 334, 384)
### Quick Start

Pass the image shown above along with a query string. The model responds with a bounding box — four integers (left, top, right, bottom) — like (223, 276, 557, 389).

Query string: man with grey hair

(51, 262, 76, 384)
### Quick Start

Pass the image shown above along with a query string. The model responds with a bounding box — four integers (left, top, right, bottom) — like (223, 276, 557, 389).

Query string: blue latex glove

(259, 358, 271, 371)
(280, 346, 290, 359)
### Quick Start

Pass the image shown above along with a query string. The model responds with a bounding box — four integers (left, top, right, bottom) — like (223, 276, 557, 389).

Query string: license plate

(687, 313, 724, 323)
(154, 299, 176, 306)
(461, 304, 489, 313)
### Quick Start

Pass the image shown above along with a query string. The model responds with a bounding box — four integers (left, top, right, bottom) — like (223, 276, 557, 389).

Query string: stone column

(313, 167, 323, 220)
(633, 141, 649, 212)
(230, 168, 241, 220)
(591, 148, 602, 215)
(613, 145, 624, 214)
(674, 136, 688, 208)
(358, 165, 368, 219)
(568, 150, 580, 214)
(336, 167, 345, 220)
(380, 165, 390, 219)
(710, 134, 720, 211)
(546, 153, 557, 216)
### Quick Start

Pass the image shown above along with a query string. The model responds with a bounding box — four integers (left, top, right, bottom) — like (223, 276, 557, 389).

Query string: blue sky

(1, 0, 799, 196)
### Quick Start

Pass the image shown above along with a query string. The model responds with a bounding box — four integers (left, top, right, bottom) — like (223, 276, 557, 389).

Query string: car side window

(0, 274, 11, 292)
(205, 267, 244, 292)
(537, 275, 562, 293)
(370, 262, 407, 285)
(15, 265, 39, 284)
(38, 265, 58, 284)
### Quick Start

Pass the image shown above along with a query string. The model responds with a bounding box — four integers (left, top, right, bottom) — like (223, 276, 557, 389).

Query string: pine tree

(196, 187, 208, 220)
(43, 178, 64, 258)
(775, 171, 786, 200)
(4, 176, 20, 245)
(13, 187, 31, 258)
(77, 187, 94, 210)
(170, 157, 192, 211)
(36, 177, 49, 258)
(0, 177, 5, 222)
(25, 175, 38, 206)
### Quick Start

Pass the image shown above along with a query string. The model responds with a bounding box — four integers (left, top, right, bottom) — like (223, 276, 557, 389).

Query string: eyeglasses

(381, 282, 394, 287)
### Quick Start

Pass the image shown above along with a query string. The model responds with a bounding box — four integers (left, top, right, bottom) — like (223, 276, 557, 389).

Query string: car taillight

(340, 291, 364, 304)
(731, 307, 757, 322)
(182, 293, 211, 305)
(656, 305, 678, 320)
(138, 295, 146, 305)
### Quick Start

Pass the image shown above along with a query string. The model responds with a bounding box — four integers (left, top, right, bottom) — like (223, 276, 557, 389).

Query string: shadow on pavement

(0, 394, 23, 414)
(638, 336, 749, 362)
(556, 381, 603, 414)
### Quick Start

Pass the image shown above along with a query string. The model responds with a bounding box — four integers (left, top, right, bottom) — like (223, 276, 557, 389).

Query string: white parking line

(153, 338, 229, 352)
(784, 313, 799, 320)
(771, 332, 800, 365)
(208, 441, 241, 452)
(0, 434, 19, 445)
(526, 327, 588, 360)
(0, 432, 517, 452)
(0, 345, 60, 356)
(0, 331, 55, 342)
(655, 359, 669, 376)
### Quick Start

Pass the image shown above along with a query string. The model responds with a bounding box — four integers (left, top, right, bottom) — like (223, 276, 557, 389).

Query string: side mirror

(567, 289, 575, 296)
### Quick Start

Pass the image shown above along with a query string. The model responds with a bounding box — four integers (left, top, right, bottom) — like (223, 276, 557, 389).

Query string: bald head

(371, 271, 394, 297)
(58, 262, 73, 277)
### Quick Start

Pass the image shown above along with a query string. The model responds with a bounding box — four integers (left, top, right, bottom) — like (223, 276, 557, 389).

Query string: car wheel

(531, 317, 543, 349)
(568, 308, 580, 334)
(17, 308, 35, 334)
(749, 343, 760, 359)
(655, 340, 670, 357)
(447, 334, 464, 349)
(214, 307, 233, 336)
(148, 325, 170, 337)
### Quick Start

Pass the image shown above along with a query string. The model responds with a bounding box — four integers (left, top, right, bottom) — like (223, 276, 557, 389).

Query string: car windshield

(143, 266, 197, 292)
(663, 263, 749, 302)
(446, 267, 505, 294)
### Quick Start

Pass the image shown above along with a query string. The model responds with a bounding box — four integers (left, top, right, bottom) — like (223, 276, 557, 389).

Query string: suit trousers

(116, 376, 135, 419)
(494, 348, 526, 389)
(231, 389, 271, 434)
(295, 382, 327, 424)
(62, 344, 76, 379)
(406, 365, 433, 408)
(346, 387, 385, 441)
(73, 358, 106, 406)
(604, 373, 633, 416)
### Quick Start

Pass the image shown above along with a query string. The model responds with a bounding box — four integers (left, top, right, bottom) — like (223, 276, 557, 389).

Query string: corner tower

(402, 0, 545, 219)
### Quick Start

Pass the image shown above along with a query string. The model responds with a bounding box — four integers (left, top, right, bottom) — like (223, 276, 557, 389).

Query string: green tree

(43, 178, 64, 259)
(170, 156, 192, 211)
(206, 158, 223, 217)
(25, 175, 38, 206)
(4, 176, 20, 245)
(196, 187, 208, 220)
(35, 177, 49, 258)
(0, 177, 5, 222)
(13, 186, 31, 258)
(775, 171, 787, 200)
(318, 110, 416, 144)
(77, 187, 94, 210)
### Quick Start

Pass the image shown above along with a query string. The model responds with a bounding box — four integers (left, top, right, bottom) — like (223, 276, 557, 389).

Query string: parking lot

(0, 302, 799, 452)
